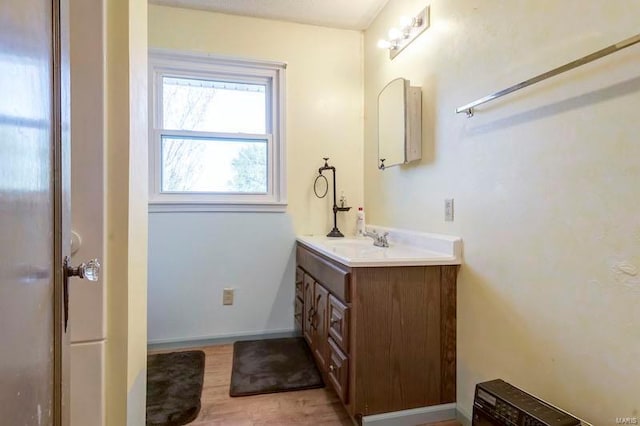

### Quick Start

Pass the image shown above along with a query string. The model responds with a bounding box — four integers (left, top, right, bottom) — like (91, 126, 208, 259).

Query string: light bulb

(388, 27, 402, 40)
(377, 39, 392, 49)
(398, 16, 412, 28)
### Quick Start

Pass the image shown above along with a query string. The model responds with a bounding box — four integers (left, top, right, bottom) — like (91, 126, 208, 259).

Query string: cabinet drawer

(297, 244, 350, 303)
(327, 337, 349, 404)
(294, 297, 303, 330)
(328, 295, 349, 353)
(295, 267, 304, 301)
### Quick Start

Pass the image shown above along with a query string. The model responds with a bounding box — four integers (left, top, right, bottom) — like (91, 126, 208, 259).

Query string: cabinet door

(295, 267, 304, 301)
(313, 282, 329, 371)
(303, 274, 315, 345)
(328, 337, 349, 403)
(294, 297, 304, 331)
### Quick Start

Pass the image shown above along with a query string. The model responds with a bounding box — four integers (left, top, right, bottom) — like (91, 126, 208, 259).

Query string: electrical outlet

(223, 288, 234, 305)
(444, 198, 454, 222)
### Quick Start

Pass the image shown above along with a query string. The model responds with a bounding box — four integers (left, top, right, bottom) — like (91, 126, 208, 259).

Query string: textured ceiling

(149, 0, 390, 30)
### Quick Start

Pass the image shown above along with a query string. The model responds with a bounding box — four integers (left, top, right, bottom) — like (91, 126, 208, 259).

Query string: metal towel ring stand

(313, 174, 328, 198)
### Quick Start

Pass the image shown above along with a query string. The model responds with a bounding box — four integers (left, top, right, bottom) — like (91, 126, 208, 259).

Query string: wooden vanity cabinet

(295, 243, 458, 421)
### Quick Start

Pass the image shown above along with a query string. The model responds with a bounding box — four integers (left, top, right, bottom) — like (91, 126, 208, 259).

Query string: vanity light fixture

(377, 5, 430, 60)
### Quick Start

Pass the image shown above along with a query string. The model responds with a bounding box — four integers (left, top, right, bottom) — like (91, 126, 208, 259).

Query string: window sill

(148, 202, 288, 213)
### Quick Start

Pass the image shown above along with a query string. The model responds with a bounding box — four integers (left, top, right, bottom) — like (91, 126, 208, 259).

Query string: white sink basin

(322, 238, 378, 250)
(297, 228, 462, 267)
(321, 238, 384, 257)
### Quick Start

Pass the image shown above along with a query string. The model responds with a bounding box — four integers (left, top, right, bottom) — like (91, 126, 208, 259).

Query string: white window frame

(148, 49, 287, 212)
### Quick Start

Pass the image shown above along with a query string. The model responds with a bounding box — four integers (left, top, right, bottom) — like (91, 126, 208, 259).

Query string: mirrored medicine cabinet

(377, 78, 422, 170)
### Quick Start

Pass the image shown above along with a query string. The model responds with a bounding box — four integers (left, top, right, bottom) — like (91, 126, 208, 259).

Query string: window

(148, 50, 286, 212)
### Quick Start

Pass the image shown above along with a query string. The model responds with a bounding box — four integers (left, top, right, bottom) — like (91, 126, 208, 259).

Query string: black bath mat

(229, 337, 324, 397)
(146, 350, 205, 426)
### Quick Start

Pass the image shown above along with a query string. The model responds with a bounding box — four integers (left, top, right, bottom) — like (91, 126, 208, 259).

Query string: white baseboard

(457, 408, 472, 426)
(362, 403, 457, 426)
(147, 328, 297, 351)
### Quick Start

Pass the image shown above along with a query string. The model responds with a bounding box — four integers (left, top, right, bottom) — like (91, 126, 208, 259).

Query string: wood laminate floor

(149, 344, 460, 426)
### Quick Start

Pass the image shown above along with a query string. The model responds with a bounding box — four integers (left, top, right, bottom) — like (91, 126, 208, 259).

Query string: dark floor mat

(229, 337, 324, 397)
(146, 350, 205, 426)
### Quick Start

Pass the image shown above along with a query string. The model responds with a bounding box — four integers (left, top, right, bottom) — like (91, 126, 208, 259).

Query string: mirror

(377, 78, 422, 170)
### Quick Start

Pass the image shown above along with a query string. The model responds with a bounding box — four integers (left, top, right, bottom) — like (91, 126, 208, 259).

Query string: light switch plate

(223, 288, 234, 305)
(444, 199, 454, 222)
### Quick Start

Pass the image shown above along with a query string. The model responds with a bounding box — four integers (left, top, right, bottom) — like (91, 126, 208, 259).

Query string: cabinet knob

(330, 318, 339, 327)
(329, 365, 335, 372)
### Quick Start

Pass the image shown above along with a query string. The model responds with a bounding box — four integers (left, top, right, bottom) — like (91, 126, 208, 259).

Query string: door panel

(327, 337, 349, 403)
(328, 294, 349, 352)
(295, 267, 304, 301)
(303, 275, 314, 345)
(313, 282, 329, 371)
(0, 0, 70, 424)
(294, 296, 303, 331)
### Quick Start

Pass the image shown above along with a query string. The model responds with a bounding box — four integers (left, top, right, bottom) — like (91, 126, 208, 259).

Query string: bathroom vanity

(294, 228, 462, 423)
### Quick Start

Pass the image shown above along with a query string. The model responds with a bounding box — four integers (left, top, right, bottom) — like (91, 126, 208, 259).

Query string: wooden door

(0, 0, 71, 424)
(313, 282, 329, 371)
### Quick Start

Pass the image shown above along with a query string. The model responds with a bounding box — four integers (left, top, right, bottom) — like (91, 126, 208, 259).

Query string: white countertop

(297, 226, 462, 267)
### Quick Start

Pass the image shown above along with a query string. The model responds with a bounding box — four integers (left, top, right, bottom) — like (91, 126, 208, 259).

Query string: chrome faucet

(364, 230, 389, 248)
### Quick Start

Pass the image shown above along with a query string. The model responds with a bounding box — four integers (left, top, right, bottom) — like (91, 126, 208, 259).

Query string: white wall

(147, 5, 364, 343)
(148, 213, 296, 342)
(364, 0, 640, 424)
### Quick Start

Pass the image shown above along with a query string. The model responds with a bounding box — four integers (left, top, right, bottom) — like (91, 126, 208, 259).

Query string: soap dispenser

(356, 207, 366, 236)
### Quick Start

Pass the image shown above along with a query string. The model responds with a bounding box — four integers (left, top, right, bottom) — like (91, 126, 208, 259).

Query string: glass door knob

(65, 257, 100, 282)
